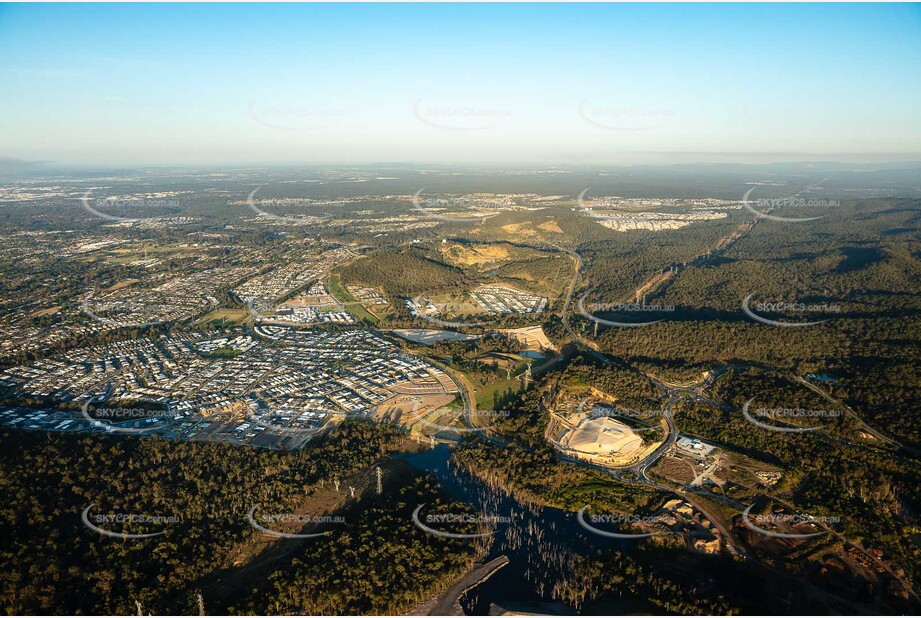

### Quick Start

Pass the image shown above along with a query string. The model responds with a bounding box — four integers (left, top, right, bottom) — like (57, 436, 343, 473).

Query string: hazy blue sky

(1, 3, 919, 166)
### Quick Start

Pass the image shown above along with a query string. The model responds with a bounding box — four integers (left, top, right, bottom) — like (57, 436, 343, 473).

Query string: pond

(407, 445, 658, 615)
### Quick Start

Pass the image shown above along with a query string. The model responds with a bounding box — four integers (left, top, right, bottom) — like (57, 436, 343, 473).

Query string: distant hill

(339, 246, 470, 296)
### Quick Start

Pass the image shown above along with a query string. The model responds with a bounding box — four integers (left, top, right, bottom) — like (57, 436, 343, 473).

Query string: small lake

(407, 445, 658, 615)
(519, 350, 546, 360)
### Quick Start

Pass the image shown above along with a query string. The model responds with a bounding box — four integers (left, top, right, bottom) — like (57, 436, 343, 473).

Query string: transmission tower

(375, 466, 383, 494)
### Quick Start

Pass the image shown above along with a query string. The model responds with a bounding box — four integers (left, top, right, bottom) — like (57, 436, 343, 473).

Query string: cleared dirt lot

(373, 393, 456, 426)
(650, 454, 698, 485)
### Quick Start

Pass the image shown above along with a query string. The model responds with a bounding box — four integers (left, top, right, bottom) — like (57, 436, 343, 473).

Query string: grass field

(472, 376, 524, 411)
(328, 274, 379, 324)
(195, 308, 250, 327)
(328, 274, 357, 302)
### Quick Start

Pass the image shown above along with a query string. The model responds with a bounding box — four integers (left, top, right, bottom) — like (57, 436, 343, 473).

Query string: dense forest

(674, 392, 921, 592)
(339, 247, 471, 296)
(556, 551, 738, 614)
(581, 199, 921, 445)
(0, 422, 477, 615)
(235, 475, 479, 615)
